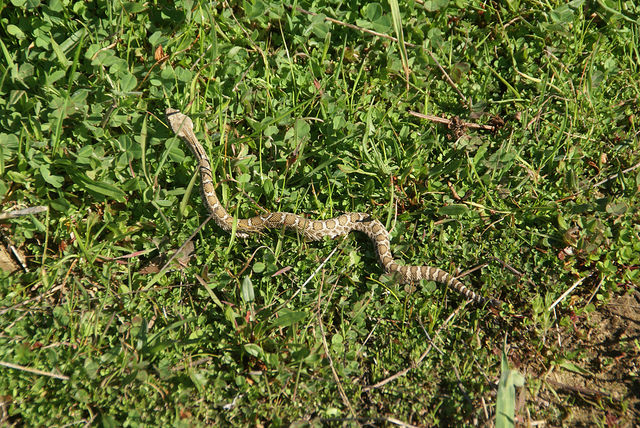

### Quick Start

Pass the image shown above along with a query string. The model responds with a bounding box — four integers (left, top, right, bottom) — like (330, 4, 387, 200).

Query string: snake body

(166, 108, 501, 308)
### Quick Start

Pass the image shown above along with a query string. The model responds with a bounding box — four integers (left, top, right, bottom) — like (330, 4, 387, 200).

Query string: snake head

(165, 108, 193, 139)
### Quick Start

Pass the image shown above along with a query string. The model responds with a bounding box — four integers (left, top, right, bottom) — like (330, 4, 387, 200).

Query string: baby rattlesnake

(166, 108, 501, 308)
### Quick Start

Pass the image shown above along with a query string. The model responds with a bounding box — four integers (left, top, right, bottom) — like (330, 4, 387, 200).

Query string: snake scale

(166, 108, 501, 308)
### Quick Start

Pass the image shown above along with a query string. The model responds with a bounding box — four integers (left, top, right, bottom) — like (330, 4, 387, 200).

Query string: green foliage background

(1, 0, 638, 425)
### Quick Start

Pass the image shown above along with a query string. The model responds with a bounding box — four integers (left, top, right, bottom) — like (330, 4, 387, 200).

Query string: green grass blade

(388, 0, 410, 88)
(496, 339, 525, 428)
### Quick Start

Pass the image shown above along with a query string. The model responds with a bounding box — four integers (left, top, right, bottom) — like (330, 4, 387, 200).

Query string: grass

(1, 0, 639, 426)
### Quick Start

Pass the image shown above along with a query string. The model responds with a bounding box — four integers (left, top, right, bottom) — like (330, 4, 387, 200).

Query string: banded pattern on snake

(166, 108, 501, 308)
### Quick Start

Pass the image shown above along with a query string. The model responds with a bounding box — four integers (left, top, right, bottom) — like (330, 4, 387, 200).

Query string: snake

(166, 108, 502, 308)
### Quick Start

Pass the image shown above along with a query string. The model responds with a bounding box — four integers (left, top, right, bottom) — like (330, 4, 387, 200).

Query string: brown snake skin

(166, 108, 502, 308)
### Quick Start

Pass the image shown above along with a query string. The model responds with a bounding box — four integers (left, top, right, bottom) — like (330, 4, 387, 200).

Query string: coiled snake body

(166, 108, 501, 308)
